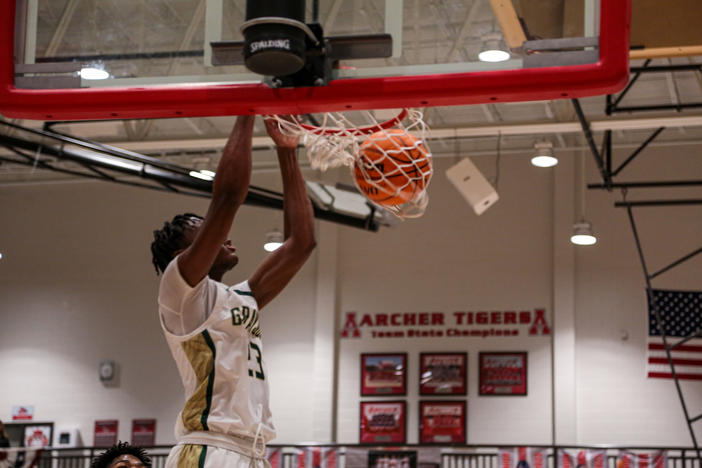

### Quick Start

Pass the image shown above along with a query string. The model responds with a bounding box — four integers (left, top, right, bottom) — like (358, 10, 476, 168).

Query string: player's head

(90, 441, 151, 468)
(150, 213, 239, 276)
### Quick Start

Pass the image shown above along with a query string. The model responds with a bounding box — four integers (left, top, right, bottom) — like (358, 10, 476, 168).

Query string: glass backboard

(0, 0, 630, 120)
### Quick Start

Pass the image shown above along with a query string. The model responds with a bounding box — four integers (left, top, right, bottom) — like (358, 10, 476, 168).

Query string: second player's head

(90, 441, 151, 468)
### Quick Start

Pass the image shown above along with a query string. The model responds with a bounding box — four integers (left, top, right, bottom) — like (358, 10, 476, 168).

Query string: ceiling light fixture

(570, 152, 597, 246)
(79, 63, 110, 80)
(571, 221, 597, 245)
(478, 34, 510, 63)
(264, 229, 283, 252)
(531, 141, 558, 168)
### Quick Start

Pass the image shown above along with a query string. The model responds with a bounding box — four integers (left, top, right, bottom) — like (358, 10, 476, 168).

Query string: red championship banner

(479, 352, 527, 395)
(131, 419, 156, 446)
(558, 449, 606, 468)
(11, 406, 34, 421)
(360, 401, 406, 444)
(361, 354, 407, 396)
(94, 420, 119, 447)
(418, 401, 466, 444)
(617, 451, 667, 468)
(419, 353, 467, 395)
(498, 447, 548, 468)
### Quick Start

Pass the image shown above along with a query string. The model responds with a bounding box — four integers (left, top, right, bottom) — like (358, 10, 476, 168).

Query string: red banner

(360, 401, 406, 444)
(94, 420, 119, 448)
(131, 419, 156, 446)
(419, 401, 466, 443)
(479, 352, 527, 395)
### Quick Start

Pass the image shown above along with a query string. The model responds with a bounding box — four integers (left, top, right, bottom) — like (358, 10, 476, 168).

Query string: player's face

(108, 454, 147, 468)
(183, 220, 239, 272)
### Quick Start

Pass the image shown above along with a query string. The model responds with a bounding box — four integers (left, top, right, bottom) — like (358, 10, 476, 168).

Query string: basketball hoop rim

(296, 108, 410, 136)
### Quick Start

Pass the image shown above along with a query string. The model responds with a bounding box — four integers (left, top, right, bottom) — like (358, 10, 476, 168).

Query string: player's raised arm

(177, 115, 255, 286)
(248, 117, 316, 309)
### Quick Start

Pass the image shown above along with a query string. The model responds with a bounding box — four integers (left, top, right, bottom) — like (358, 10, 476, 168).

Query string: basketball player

(90, 441, 151, 468)
(150, 115, 315, 467)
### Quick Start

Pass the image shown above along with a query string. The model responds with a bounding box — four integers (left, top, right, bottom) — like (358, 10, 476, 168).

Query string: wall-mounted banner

(131, 419, 156, 446)
(558, 449, 606, 468)
(94, 420, 118, 447)
(341, 309, 550, 339)
(23, 425, 51, 447)
(479, 352, 528, 396)
(359, 401, 406, 444)
(11, 405, 34, 421)
(617, 451, 667, 468)
(498, 446, 548, 468)
(418, 400, 467, 444)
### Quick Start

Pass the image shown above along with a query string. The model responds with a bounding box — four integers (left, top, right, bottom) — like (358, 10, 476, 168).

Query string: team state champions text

(341, 310, 551, 338)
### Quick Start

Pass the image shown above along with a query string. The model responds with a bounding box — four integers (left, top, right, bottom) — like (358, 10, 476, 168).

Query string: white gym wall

(0, 145, 700, 446)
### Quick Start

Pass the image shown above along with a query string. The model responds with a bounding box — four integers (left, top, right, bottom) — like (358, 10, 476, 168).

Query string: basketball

(353, 129, 432, 206)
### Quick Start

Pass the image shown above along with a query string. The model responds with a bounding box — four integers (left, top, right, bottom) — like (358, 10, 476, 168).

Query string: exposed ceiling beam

(488, 0, 527, 49)
(630, 46, 702, 60)
(93, 114, 702, 153)
(44, 0, 79, 57)
(444, 0, 481, 62)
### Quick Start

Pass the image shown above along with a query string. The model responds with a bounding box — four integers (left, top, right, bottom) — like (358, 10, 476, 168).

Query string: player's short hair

(150, 213, 203, 275)
(90, 441, 152, 468)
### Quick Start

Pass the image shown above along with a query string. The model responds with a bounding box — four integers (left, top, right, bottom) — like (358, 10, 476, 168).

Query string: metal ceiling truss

(607, 60, 702, 114)
(571, 98, 702, 206)
(574, 62, 702, 453)
(0, 120, 384, 231)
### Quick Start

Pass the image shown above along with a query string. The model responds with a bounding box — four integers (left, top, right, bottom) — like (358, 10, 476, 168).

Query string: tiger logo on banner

(558, 449, 606, 468)
(498, 447, 548, 468)
(617, 451, 667, 468)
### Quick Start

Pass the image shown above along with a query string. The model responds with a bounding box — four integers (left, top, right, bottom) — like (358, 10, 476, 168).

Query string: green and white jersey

(158, 258, 275, 447)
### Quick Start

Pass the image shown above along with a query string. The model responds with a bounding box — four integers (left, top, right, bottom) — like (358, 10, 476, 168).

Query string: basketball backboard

(0, 0, 630, 121)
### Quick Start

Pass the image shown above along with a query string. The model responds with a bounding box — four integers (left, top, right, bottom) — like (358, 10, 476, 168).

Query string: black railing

(16, 445, 702, 468)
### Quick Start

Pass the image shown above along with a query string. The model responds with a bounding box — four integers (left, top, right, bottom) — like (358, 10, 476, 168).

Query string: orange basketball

(353, 129, 432, 206)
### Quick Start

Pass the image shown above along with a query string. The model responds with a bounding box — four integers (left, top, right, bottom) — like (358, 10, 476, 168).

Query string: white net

(268, 109, 433, 219)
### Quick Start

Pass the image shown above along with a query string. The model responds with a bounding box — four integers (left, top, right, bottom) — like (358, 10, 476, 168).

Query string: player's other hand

(264, 116, 299, 149)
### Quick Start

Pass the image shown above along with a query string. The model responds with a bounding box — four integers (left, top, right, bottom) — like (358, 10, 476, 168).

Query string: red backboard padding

(0, 0, 630, 121)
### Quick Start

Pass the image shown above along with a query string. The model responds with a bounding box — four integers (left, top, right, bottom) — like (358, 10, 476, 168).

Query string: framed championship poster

(368, 450, 417, 468)
(131, 419, 156, 446)
(361, 353, 407, 396)
(479, 352, 527, 395)
(419, 352, 467, 395)
(418, 401, 466, 444)
(360, 401, 406, 444)
(94, 420, 119, 447)
(23, 425, 52, 447)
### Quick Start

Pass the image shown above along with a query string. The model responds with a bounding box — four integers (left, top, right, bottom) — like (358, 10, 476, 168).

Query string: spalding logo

(250, 39, 291, 53)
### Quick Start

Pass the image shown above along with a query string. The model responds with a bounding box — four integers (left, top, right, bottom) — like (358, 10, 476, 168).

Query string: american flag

(647, 289, 702, 380)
